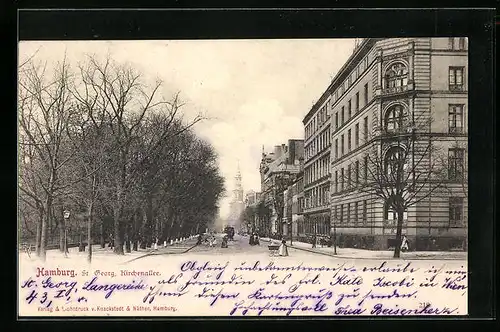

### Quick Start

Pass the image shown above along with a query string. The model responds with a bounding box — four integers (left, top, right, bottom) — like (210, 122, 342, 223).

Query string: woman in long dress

(401, 235, 409, 252)
(278, 238, 288, 256)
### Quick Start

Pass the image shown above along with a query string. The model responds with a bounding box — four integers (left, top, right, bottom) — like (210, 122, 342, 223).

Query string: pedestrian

(312, 235, 317, 248)
(278, 237, 288, 257)
(249, 233, 254, 246)
(401, 235, 409, 252)
(221, 235, 228, 248)
(255, 234, 260, 245)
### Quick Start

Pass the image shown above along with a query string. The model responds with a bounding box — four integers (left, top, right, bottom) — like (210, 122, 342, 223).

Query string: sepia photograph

(18, 37, 470, 317)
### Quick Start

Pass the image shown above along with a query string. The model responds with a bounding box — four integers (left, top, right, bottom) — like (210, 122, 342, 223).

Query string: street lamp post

(289, 221, 293, 246)
(63, 210, 70, 256)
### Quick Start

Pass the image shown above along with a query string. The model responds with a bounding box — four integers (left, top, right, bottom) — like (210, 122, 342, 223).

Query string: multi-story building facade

(259, 140, 304, 236)
(301, 89, 332, 241)
(240, 190, 261, 234)
(324, 37, 468, 250)
(283, 165, 304, 239)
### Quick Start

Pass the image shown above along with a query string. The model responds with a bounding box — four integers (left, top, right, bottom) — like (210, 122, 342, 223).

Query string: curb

(123, 240, 198, 264)
(259, 237, 465, 261)
(288, 245, 466, 260)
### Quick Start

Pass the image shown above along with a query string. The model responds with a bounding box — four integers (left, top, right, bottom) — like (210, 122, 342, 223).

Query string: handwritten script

(19, 258, 467, 316)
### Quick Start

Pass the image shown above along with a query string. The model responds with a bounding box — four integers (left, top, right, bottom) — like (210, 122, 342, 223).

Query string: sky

(19, 39, 357, 219)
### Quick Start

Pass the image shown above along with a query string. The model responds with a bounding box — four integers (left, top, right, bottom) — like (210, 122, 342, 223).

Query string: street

(152, 233, 274, 256)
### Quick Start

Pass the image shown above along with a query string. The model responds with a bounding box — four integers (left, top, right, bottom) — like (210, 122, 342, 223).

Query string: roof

(302, 38, 379, 125)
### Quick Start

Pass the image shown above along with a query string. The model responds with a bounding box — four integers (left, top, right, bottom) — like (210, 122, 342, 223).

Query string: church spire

(233, 160, 243, 202)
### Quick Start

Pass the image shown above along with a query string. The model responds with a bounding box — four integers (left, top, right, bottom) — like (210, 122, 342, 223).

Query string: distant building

(259, 140, 304, 236)
(227, 164, 244, 230)
(244, 190, 261, 207)
(283, 163, 304, 239)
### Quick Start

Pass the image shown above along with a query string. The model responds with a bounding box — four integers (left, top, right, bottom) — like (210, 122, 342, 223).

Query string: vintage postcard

(18, 38, 468, 317)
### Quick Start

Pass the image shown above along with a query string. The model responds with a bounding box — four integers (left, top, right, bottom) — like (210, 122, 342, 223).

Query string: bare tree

(75, 55, 170, 255)
(344, 116, 449, 258)
(18, 57, 75, 261)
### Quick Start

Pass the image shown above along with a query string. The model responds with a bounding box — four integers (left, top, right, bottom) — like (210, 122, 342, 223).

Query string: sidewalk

(259, 237, 466, 261)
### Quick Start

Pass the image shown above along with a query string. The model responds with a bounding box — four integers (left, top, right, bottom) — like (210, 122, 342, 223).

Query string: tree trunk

(125, 225, 131, 253)
(59, 208, 65, 252)
(87, 201, 93, 263)
(40, 196, 52, 262)
(393, 207, 404, 258)
(113, 204, 124, 255)
(35, 214, 42, 257)
(100, 221, 105, 248)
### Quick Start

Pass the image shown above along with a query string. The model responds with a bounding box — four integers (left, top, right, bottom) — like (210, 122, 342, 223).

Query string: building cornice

(302, 38, 380, 125)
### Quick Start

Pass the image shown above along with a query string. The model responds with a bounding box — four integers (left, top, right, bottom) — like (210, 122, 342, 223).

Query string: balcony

(449, 84, 464, 92)
(381, 84, 410, 95)
(448, 127, 464, 134)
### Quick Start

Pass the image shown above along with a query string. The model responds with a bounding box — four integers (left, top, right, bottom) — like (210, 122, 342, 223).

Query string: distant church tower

(233, 163, 243, 202)
(228, 162, 244, 228)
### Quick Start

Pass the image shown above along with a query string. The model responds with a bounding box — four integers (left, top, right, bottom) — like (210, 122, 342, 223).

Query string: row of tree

(18, 54, 225, 262)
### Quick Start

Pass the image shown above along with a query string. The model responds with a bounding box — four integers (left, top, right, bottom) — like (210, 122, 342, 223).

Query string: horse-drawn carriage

(224, 226, 235, 241)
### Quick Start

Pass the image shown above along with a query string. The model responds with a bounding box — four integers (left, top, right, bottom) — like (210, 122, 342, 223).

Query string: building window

(355, 123, 360, 148)
(364, 155, 368, 182)
(449, 197, 464, 225)
(348, 100, 352, 119)
(347, 165, 351, 189)
(355, 92, 359, 112)
(355, 160, 359, 187)
(354, 201, 359, 224)
(335, 139, 338, 159)
(363, 200, 367, 224)
(449, 37, 466, 50)
(449, 67, 464, 91)
(340, 168, 344, 191)
(340, 204, 344, 223)
(364, 83, 369, 106)
(384, 201, 408, 226)
(385, 104, 406, 133)
(335, 112, 339, 130)
(449, 104, 464, 133)
(341, 134, 344, 155)
(348, 129, 352, 152)
(333, 205, 337, 221)
(448, 148, 465, 181)
(341, 107, 345, 125)
(335, 171, 338, 193)
(363, 116, 369, 142)
(448, 37, 454, 49)
(385, 146, 407, 179)
(458, 37, 466, 50)
(347, 203, 351, 223)
(384, 62, 408, 89)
